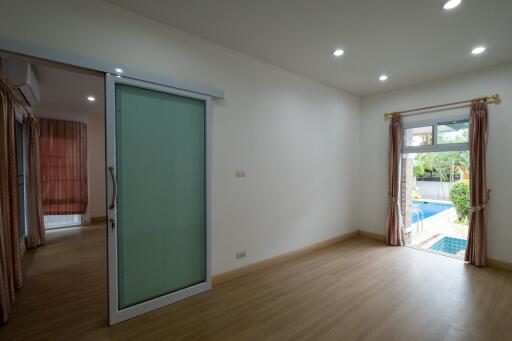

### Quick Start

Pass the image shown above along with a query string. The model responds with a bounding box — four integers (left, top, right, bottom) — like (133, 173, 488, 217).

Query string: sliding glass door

(106, 75, 211, 324)
(401, 117, 470, 258)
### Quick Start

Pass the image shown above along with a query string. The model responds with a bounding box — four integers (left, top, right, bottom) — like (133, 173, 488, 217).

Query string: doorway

(0, 52, 109, 336)
(1, 45, 213, 329)
(401, 118, 470, 258)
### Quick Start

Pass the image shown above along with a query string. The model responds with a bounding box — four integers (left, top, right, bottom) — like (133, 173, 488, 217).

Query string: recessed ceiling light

(443, 0, 462, 10)
(471, 46, 486, 55)
(87, 96, 96, 102)
(332, 49, 344, 57)
(379, 74, 388, 82)
(114, 68, 124, 73)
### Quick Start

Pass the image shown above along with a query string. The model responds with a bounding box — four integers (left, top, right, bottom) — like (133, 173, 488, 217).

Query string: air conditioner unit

(1, 59, 40, 107)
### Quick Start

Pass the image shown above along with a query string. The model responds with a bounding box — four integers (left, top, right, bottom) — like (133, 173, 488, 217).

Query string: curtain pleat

(0, 72, 23, 323)
(39, 118, 88, 215)
(386, 115, 405, 246)
(26, 116, 45, 248)
(465, 101, 488, 266)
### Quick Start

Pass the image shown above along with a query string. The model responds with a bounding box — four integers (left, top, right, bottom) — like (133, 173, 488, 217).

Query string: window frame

(402, 115, 469, 154)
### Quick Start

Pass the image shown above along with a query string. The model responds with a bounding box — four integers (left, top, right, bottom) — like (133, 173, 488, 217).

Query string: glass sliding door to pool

(106, 75, 211, 324)
(401, 118, 470, 258)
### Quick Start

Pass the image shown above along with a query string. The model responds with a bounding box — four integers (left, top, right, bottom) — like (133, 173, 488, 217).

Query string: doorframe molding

(106, 74, 212, 325)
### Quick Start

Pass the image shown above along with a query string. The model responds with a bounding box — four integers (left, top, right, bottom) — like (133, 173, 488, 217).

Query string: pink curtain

(39, 118, 88, 215)
(26, 115, 45, 248)
(386, 115, 405, 246)
(0, 72, 23, 323)
(465, 101, 488, 266)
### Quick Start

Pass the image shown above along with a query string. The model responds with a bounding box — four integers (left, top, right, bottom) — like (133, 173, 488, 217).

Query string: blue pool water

(411, 200, 453, 224)
(429, 237, 467, 255)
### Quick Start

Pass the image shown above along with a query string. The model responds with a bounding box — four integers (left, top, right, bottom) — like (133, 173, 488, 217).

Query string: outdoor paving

(407, 207, 468, 258)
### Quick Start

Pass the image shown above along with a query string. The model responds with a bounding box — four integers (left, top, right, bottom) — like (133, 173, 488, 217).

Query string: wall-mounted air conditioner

(1, 59, 40, 107)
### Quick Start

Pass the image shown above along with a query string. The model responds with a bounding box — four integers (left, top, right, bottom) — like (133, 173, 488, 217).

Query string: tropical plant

(413, 163, 425, 177)
(415, 151, 469, 182)
(449, 180, 470, 223)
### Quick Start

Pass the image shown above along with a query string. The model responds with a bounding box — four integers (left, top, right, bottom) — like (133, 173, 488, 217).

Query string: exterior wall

(401, 156, 414, 228)
(401, 155, 414, 244)
(416, 181, 452, 201)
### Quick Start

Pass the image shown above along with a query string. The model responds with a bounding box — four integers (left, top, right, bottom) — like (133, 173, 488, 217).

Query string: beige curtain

(465, 101, 488, 266)
(0, 72, 23, 323)
(386, 115, 405, 246)
(26, 115, 45, 249)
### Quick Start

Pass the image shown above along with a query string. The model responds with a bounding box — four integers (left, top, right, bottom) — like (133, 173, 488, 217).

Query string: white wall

(358, 62, 512, 263)
(85, 114, 106, 222)
(0, 0, 360, 275)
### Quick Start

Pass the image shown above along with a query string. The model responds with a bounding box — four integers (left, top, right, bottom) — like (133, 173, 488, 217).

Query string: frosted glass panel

(115, 84, 206, 309)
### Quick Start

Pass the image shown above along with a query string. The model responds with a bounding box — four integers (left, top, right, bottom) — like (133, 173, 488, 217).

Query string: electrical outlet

(236, 250, 246, 259)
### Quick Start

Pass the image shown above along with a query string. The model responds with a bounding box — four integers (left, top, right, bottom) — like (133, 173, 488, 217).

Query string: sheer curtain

(39, 118, 88, 215)
(0, 72, 23, 323)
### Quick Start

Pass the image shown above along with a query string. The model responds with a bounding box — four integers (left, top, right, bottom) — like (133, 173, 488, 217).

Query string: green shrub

(413, 163, 425, 178)
(449, 180, 470, 222)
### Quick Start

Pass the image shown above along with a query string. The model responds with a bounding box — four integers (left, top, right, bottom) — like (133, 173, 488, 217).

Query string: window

(44, 214, 82, 229)
(39, 118, 88, 216)
(402, 117, 469, 154)
(400, 117, 470, 255)
(437, 120, 469, 144)
(404, 126, 433, 147)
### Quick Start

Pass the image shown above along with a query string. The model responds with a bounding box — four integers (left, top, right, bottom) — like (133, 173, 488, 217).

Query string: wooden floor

(1, 227, 512, 340)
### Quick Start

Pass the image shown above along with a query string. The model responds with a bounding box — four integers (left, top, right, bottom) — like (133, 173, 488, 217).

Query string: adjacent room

(0, 0, 511, 340)
(0, 52, 108, 336)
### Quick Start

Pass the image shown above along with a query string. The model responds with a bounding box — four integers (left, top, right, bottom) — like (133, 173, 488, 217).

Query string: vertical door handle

(109, 166, 117, 210)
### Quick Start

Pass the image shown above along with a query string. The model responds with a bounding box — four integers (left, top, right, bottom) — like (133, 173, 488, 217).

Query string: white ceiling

(106, 0, 512, 96)
(33, 63, 104, 122)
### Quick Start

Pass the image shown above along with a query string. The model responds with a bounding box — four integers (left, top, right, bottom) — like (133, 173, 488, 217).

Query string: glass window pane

(404, 126, 433, 147)
(44, 214, 82, 229)
(437, 120, 469, 144)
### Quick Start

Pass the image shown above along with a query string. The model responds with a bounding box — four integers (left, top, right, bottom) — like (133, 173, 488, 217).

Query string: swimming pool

(429, 236, 467, 255)
(411, 200, 453, 224)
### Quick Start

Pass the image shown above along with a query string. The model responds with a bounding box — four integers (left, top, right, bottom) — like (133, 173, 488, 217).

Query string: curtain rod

(384, 93, 501, 119)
